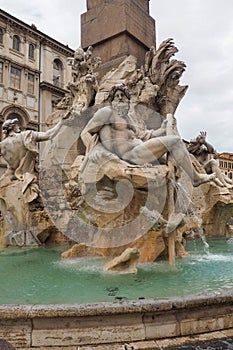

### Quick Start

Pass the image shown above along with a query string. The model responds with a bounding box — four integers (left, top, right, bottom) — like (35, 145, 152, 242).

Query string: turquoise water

(0, 238, 233, 305)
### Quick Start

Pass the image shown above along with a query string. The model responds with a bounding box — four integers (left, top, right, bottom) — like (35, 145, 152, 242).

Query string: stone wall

(1, 290, 233, 349)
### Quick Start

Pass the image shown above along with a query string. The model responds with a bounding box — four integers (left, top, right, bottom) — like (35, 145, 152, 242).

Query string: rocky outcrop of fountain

(0, 39, 232, 271)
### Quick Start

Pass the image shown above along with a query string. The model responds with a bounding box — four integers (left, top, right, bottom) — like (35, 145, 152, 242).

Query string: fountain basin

(1, 238, 233, 348)
(1, 291, 233, 349)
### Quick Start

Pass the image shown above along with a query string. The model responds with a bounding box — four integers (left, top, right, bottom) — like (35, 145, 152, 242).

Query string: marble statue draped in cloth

(0, 113, 69, 203)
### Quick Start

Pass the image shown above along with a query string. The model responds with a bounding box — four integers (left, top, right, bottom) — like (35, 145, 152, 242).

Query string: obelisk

(81, 0, 156, 70)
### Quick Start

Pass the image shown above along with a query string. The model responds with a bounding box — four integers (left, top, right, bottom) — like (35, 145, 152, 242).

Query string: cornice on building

(0, 9, 74, 56)
(40, 81, 68, 95)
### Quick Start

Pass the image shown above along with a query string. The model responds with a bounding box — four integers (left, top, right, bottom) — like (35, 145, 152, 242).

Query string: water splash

(227, 237, 233, 244)
(198, 227, 210, 254)
(171, 179, 209, 254)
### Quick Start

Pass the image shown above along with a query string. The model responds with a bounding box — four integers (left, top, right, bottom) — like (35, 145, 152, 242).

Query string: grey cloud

(152, 0, 233, 152)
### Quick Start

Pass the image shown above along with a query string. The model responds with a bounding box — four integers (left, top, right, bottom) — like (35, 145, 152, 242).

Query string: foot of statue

(192, 172, 216, 187)
(211, 177, 225, 187)
(224, 176, 233, 185)
(221, 180, 233, 189)
(206, 176, 232, 191)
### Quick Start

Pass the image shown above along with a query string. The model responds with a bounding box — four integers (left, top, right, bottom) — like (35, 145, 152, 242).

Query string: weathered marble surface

(0, 41, 232, 271)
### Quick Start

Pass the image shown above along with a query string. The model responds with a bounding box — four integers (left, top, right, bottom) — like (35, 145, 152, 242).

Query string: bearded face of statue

(111, 90, 130, 116)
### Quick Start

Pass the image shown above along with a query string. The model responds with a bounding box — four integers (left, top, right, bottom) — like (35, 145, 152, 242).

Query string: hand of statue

(199, 131, 207, 144)
(200, 131, 207, 137)
(61, 107, 77, 126)
(89, 148, 101, 163)
(166, 113, 177, 127)
(62, 107, 73, 120)
(160, 119, 168, 130)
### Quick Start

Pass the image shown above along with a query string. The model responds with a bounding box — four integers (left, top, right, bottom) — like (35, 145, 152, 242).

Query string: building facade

(0, 9, 74, 175)
(218, 152, 233, 183)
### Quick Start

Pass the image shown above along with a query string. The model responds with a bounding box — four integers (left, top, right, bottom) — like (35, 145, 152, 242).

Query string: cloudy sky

(0, 0, 232, 152)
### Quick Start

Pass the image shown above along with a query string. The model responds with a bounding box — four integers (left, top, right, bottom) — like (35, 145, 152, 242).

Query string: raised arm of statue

(0, 113, 71, 185)
(81, 107, 111, 148)
(35, 120, 64, 142)
(189, 131, 215, 156)
(35, 109, 73, 142)
(199, 132, 215, 154)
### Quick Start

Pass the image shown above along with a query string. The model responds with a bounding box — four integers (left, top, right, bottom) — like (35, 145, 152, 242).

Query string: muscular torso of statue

(81, 90, 217, 187)
(99, 110, 143, 158)
(0, 134, 27, 170)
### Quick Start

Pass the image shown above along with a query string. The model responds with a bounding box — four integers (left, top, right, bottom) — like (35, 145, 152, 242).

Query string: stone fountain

(1, 3, 233, 348)
(0, 38, 232, 273)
